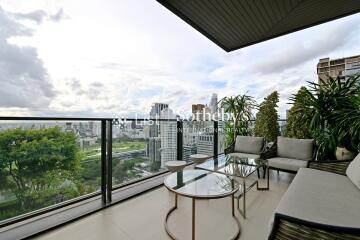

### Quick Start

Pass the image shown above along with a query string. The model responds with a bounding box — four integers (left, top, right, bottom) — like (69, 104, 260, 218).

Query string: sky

(0, 0, 360, 118)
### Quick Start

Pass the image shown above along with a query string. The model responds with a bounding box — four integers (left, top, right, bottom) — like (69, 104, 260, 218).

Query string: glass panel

(0, 120, 101, 222)
(218, 121, 226, 154)
(182, 121, 214, 162)
(111, 120, 176, 187)
(164, 170, 239, 198)
(196, 154, 265, 178)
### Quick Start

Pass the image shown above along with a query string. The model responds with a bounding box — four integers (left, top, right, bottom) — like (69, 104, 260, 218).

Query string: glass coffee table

(196, 154, 269, 218)
(164, 169, 240, 240)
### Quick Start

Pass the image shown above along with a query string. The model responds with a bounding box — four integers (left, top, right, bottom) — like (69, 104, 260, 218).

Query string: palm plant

(292, 74, 360, 159)
(331, 86, 360, 152)
(218, 94, 257, 146)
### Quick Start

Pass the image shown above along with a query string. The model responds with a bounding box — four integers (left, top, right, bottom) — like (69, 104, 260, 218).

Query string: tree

(218, 94, 257, 146)
(0, 127, 81, 212)
(254, 91, 280, 142)
(285, 87, 312, 139)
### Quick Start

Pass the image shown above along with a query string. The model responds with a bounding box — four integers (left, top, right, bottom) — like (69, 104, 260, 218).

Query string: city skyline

(0, 1, 360, 119)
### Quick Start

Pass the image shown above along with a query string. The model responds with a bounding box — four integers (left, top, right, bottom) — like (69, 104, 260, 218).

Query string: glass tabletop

(196, 154, 266, 178)
(164, 170, 239, 199)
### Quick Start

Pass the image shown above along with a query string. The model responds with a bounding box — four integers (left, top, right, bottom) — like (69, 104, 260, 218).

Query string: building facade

(317, 55, 360, 82)
(159, 108, 177, 167)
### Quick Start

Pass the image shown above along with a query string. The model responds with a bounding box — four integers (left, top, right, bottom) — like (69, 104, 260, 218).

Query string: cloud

(14, 10, 47, 24)
(1, 1, 359, 120)
(0, 7, 56, 108)
(12, 8, 67, 24)
(253, 19, 360, 75)
(49, 8, 67, 22)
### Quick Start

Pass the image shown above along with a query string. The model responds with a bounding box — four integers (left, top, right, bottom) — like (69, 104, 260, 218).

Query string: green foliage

(113, 157, 144, 184)
(0, 127, 81, 217)
(218, 94, 257, 146)
(254, 91, 280, 142)
(150, 161, 161, 172)
(285, 87, 312, 139)
(292, 74, 360, 159)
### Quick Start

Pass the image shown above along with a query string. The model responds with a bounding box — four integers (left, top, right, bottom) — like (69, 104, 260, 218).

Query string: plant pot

(335, 147, 355, 160)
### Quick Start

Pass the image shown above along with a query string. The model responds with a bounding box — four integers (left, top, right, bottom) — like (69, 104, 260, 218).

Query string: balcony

(0, 117, 291, 240)
(1, 1, 360, 239)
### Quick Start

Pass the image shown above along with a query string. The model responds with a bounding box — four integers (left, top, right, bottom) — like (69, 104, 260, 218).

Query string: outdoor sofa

(261, 136, 316, 175)
(269, 154, 360, 239)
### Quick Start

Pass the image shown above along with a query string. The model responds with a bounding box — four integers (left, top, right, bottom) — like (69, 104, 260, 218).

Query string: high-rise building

(159, 108, 177, 167)
(148, 103, 169, 163)
(148, 137, 161, 162)
(317, 55, 360, 83)
(192, 104, 205, 114)
(197, 134, 214, 156)
(192, 104, 205, 121)
(149, 103, 169, 137)
(150, 103, 169, 118)
(210, 93, 218, 113)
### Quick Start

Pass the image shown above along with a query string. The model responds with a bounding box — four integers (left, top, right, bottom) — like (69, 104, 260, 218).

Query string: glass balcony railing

(0, 119, 104, 224)
(0, 117, 286, 228)
(111, 119, 177, 188)
(182, 121, 214, 162)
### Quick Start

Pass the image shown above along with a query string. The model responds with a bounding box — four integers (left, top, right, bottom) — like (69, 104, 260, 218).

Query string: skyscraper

(159, 108, 177, 167)
(148, 103, 169, 163)
(210, 93, 218, 114)
(149, 103, 169, 137)
(148, 137, 161, 162)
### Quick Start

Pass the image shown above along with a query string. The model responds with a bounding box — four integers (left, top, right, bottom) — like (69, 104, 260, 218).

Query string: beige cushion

(277, 136, 314, 161)
(234, 136, 264, 154)
(268, 157, 307, 172)
(228, 152, 260, 159)
(274, 168, 360, 229)
(346, 153, 360, 190)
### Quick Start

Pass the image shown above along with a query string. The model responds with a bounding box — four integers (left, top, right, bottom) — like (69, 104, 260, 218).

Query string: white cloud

(0, 6, 55, 109)
(0, 1, 360, 119)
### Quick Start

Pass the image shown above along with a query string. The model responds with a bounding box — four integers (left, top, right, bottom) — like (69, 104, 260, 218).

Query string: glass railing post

(214, 121, 218, 157)
(101, 120, 107, 204)
(107, 119, 113, 203)
(177, 121, 183, 160)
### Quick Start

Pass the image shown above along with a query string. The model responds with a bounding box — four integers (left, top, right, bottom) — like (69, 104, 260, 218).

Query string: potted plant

(292, 74, 360, 160)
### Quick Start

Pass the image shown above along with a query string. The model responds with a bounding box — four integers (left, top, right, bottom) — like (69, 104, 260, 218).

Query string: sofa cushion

(268, 157, 307, 172)
(234, 136, 264, 155)
(277, 136, 314, 161)
(228, 152, 260, 159)
(275, 168, 360, 229)
(346, 153, 360, 190)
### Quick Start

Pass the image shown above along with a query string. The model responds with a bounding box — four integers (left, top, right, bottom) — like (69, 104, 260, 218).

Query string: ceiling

(157, 0, 360, 52)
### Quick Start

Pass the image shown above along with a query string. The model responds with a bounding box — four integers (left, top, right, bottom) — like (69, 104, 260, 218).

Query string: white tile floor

(34, 171, 294, 240)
